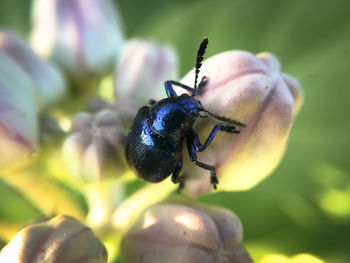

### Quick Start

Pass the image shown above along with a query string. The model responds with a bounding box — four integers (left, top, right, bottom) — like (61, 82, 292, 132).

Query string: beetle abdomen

(125, 106, 181, 182)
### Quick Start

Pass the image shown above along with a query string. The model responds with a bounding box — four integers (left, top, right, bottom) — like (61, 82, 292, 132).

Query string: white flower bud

(121, 203, 253, 263)
(114, 39, 178, 104)
(178, 51, 303, 197)
(0, 215, 107, 263)
(63, 109, 126, 182)
(0, 31, 66, 108)
(30, 0, 124, 77)
(0, 51, 38, 172)
(0, 31, 66, 172)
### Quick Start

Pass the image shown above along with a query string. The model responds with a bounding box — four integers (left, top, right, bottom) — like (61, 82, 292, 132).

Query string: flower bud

(0, 32, 66, 172)
(0, 215, 107, 263)
(178, 51, 303, 197)
(114, 39, 178, 104)
(121, 202, 253, 263)
(62, 109, 126, 182)
(0, 51, 38, 172)
(0, 31, 66, 108)
(30, 0, 124, 77)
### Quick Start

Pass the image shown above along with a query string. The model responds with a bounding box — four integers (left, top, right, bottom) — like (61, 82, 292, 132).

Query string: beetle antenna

(193, 37, 208, 94)
(202, 108, 246, 127)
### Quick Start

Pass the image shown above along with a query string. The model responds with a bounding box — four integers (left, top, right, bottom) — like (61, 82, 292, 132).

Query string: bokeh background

(0, 0, 349, 262)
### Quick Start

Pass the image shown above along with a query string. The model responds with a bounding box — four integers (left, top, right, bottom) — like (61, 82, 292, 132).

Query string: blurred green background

(0, 0, 350, 262)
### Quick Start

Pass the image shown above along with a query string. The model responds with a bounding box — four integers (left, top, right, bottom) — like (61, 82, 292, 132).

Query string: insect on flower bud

(114, 39, 178, 104)
(63, 109, 126, 182)
(121, 202, 253, 263)
(30, 0, 124, 77)
(0, 215, 107, 263)
(178, 50, 303, 197)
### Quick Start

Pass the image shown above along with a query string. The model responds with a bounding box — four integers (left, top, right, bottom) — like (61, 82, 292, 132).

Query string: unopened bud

(121, 202, 253, 263)
(0, 31, 66, 172)
(0, 215, 107, 263)
(0, 31, 66, 108)
(0, 51, 38, 171)
(178, 50, 303, 197)
(30, 0, 124, 77)
(114, 39, 178, 104)
(63, 109, 126, 182)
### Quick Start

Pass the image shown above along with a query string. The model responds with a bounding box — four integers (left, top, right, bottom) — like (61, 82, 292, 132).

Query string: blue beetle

(125, 37, 245, 189)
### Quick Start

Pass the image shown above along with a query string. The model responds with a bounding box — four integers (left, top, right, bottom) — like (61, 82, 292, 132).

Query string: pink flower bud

(0, 32, 66, 172)
(121, 203, 253, 263)
(0, 51, 38, 172)
(0, 31, 66, 108)
(30, 0, 124, 77)
(178, 51, 303, 197)
(0, 215, 107, 263)
(114, 39, 178, 104)
(62, 109, 126, 182)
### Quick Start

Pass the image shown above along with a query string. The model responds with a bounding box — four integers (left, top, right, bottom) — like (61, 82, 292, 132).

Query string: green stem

(2, 170, 86, 220)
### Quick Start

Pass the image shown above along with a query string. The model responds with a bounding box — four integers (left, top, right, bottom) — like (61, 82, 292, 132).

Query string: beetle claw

(176, 177, 185, 193)
(210, 171, 218, 190)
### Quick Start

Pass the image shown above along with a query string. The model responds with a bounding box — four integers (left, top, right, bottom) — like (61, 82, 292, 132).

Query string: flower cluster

(0, 0, 303, 262)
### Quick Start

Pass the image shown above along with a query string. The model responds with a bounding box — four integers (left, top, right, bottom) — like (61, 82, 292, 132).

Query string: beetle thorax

(148, 95, 201, 137)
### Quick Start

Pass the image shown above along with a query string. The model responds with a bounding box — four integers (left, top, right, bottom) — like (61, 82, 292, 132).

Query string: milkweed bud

(0, 31, 66, 172)
(0, 52, 38, 172)
(0, 31, 66, 108)
(63, 109, 126, 182)
(30, 0, 124, 77)
(178, 51, 303, 197)
(121, 202, 253, 263)
(0, 215, 107, 263)
(114, 39, 178, 104)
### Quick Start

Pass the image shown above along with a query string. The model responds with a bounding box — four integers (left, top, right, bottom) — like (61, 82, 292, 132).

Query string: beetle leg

(171, 159, 185, 191)
(164, 81, 177, 97)
(165, 80, 192, 97)
(171, 159, 183, 184)
(186, 136, 218, 189)
(190, 125, 240, 152)
(164, 77, 208, 97)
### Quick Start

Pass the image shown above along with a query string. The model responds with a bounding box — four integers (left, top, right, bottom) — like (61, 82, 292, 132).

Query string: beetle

(125, 37, 245, 189)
